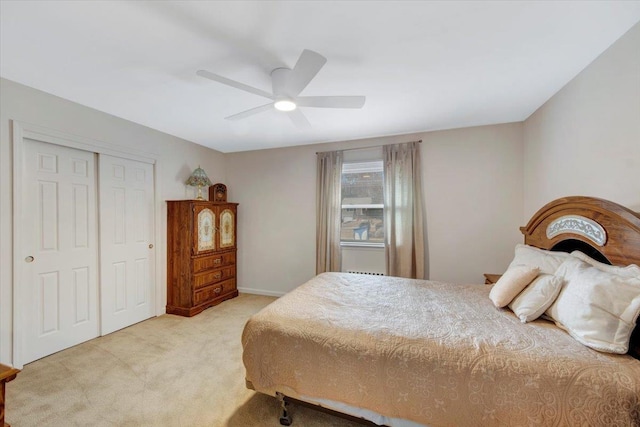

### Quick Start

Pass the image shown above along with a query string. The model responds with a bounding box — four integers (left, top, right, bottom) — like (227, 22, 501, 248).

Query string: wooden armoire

(166, 200, 238, 316)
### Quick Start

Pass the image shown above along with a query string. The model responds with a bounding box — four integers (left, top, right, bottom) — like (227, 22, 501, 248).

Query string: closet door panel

(20, 139, 99, 364)
(99, 155, 155, 335)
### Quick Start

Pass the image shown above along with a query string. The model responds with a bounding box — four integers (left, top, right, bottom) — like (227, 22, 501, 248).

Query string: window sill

(340, 242, 385, 249)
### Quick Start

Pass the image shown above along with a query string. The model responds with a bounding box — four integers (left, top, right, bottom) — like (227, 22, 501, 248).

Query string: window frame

(340, 159, 385, 248)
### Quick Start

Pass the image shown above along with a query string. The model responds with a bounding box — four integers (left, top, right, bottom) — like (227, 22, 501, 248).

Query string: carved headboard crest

(521, 196, 640, 267)
(545, 215, 607, 246)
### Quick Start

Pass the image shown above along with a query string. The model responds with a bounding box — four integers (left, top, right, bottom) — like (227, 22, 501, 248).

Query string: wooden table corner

(0, 364, 20, 427)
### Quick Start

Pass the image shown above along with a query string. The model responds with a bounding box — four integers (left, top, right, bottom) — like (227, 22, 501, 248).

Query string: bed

(241, 196, 640, 426)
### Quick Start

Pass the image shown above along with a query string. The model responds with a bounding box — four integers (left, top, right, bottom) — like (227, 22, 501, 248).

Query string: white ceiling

(1, 1, 639, 153)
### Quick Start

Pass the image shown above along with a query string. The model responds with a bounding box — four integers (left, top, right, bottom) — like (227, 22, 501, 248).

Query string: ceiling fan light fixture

(274, 99, 297, 112)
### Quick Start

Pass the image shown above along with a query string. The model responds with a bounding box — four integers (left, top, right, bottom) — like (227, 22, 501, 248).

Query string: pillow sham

(489, 265, 539, 308)
(508, 274, 563, 323)
(508, 244, 572, 275)
(571, 250, 640, 278)
(546, 257, 640, 354)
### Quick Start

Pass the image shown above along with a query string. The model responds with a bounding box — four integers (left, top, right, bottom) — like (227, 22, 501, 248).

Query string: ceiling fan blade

(296, 96, 366, 109)
(287, 50, 327, 96)
(287, 109, 312, 129)
(197, 70, 274, 100)
(225, 103, 273, 121)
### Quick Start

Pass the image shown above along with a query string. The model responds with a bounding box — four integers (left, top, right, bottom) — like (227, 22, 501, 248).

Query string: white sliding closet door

(99, 155, 155, 335)
(21, 139, 99, 364)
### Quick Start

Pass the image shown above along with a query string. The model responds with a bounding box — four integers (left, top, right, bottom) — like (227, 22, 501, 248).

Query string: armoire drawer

(193, 278, 236, 305)
(192, 251, 236, 273)
(193, 265, 235, 290)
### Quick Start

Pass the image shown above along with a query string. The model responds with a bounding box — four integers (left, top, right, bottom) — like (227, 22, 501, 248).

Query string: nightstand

(483, 273, 502, 285)
(0, 364, 20, 427)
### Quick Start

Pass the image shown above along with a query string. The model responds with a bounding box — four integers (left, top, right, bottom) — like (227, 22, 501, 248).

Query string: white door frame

(12, 120, 164, 368)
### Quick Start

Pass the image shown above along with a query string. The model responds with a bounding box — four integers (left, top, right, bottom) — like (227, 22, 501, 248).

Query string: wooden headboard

(519, 196, 640, 359)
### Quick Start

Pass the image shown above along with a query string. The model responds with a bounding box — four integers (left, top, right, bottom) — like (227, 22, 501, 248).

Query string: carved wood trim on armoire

(166, 200, 238, 317)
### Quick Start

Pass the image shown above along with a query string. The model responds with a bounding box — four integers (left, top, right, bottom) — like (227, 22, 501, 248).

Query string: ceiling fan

(196, 49, 366, 129)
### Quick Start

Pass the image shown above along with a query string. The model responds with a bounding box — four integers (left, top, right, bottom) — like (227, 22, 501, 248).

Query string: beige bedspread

(242, 273, 640, 426)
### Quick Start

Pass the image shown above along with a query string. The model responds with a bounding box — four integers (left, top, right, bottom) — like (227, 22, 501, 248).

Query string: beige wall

(227, 122, 524, 295)
(423, 124, 524, 283)
(0, 78, 227, 365)
(523, 23, 640, 217)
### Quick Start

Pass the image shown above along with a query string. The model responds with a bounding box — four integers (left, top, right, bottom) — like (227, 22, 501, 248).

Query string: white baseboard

(238, 287, 285, 297)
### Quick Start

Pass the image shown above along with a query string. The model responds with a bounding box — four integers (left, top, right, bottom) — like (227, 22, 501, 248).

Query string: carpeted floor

(7, 293, 361, 427)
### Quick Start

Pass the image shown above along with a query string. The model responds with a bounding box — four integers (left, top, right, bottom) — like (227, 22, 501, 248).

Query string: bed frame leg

(276, 392, 292, 426)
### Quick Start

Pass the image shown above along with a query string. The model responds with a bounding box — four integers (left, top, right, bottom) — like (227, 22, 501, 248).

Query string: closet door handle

(25, 256, 35, 263)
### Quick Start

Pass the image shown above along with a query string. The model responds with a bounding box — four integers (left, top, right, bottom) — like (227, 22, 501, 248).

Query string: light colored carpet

(7, 293, 361, 427)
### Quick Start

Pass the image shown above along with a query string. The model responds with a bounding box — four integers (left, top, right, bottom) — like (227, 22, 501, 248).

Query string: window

(340, 161, 384, 245)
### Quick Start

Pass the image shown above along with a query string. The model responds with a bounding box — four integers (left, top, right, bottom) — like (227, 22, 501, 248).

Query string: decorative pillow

(571, 250, 640, 278)
(546, 257, 640, 354)
(508, 244, 572, 275)
(508, 274, 563, 323)
(489, 265, 539, 308)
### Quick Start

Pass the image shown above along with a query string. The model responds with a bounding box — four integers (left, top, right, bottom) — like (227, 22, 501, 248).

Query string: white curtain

(383, 141, 425, 279)
(316, 150, 343, 274)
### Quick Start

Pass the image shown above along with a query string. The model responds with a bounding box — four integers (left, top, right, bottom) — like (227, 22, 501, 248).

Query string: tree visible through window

(340, 161, 384, 244)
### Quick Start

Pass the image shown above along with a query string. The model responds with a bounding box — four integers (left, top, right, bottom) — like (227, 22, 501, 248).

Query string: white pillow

(571, 250, 640, 278)
(508, 244, 572, 275)
(509, 274, 563, 323)
(546, 257, 640, 354)
(489, 265, 539, 308)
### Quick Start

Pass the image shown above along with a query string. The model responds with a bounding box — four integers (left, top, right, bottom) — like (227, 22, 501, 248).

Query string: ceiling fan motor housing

(271, 67, 293, 98)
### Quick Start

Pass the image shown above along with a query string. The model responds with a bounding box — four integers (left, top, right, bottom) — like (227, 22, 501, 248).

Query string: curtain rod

(315, 139, 422, 155)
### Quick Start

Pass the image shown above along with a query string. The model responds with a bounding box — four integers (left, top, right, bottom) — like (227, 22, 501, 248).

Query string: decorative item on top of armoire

(210, 183, 227, 202)
(185, 166, 213, 200)
(166, 200, 238, 317)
